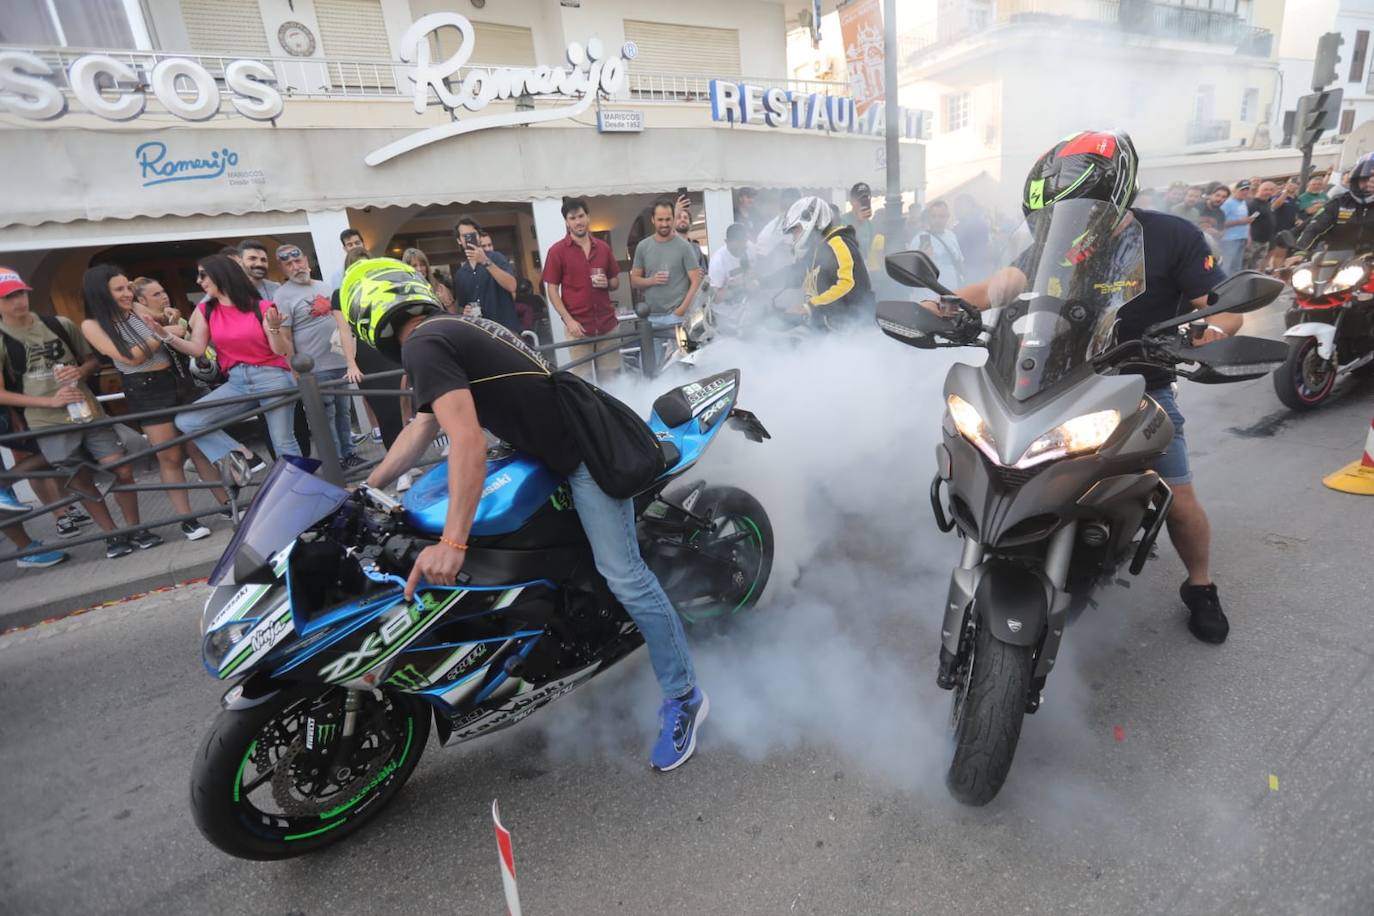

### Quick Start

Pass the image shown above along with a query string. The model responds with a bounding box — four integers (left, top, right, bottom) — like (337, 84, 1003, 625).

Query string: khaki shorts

(37, 424, 124, 469)
(565, 337, 623, 384)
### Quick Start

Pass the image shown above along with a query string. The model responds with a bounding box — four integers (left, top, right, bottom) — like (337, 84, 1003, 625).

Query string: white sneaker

(396, 470, 415, 493)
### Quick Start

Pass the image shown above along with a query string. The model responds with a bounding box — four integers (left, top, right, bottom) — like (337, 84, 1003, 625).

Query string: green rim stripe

(736, 519, 769, 612)
(284, 818, 349, 841)
(315, 716, 415, 821)
(232, 740, 256, 803)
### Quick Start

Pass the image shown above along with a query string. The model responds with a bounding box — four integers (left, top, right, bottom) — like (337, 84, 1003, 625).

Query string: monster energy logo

(305, 717, 338, 750)
(386, 663, 429, 690)
(550, 483, 573, 511)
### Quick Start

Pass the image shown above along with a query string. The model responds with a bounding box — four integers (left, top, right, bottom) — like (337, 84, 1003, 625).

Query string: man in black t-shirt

(917, 129, 1241, 644)
(355, 285, 707, 772)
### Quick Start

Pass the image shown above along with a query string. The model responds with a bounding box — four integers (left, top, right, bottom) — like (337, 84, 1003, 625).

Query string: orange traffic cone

(1323, 413, 1374, 495)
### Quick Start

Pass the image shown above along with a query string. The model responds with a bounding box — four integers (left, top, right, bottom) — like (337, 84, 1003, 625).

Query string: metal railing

(0, 318, 678, 566)
(12, 44, 843, 110)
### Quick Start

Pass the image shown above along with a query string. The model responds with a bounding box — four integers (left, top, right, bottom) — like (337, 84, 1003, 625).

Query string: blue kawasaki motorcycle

(190, 369, 773, 860)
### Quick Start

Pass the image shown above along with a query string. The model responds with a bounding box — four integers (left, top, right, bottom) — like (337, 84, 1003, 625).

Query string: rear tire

(946, 620, 1034, 806)
(1274, 337, 1336, 410)
(190, 689, 430, 860)
(675, 486, 774, 629)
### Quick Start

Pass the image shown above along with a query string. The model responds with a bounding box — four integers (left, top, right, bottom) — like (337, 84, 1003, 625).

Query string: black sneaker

(131, 530, 163, 550)
(66, 506, 91, 525)
(216, 504, 235, 521)
(340, 453, 367, 471)
(56, 515, 82, 539)
(245, 452, 269, 475)
(180, 520, 211, 541)
(105, 536, 134, 559)
(1181, 581, 1229, 644)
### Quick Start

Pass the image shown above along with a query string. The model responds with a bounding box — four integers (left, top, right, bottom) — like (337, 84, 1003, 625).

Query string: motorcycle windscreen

(208, 458, 347, 587)
(982, 200, 1147, 401)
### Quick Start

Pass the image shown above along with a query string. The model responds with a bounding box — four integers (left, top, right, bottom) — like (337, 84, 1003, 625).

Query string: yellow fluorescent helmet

(340, 257, 442, 360)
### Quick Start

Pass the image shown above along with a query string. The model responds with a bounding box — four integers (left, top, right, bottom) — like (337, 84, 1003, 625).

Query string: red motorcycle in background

(1275, 246, 1374, 410)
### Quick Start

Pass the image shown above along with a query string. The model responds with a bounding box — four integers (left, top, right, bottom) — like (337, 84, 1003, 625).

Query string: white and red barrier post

(1323, 412, 1374, 495)
(492, 800, 523, 916)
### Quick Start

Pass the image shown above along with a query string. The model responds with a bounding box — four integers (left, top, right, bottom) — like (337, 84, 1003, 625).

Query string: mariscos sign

(0, 51, 283, 122)
(364, 12, 633, 166)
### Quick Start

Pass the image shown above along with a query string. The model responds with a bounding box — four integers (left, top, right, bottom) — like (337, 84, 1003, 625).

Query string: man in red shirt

(541, 198, 622, 381)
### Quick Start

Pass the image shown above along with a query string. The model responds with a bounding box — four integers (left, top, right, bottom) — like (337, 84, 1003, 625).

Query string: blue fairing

(404, 451, 561, 536)
(403, 370, 740, 536)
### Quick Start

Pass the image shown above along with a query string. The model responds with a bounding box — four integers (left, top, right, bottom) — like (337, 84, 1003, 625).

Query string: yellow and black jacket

(1296, 192, 1374, 254)
(803, 224, 874, 325)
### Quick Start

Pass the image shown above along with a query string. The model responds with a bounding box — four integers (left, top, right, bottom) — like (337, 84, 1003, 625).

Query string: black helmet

(1350, 158, 1374, 204)
(1023, 130, 1139, 225)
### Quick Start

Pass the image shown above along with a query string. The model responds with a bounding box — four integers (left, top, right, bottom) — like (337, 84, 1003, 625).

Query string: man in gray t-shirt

(275, 244, 362, 465)
(631, 198, 704, 326)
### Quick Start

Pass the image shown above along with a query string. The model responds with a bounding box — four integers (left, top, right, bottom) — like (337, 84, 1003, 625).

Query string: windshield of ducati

(980, 199, 1146, 401)
(206, 459, 348, 590)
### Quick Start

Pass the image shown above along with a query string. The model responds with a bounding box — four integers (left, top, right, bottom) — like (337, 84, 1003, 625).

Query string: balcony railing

(1185, 118, 1231, 145)
(902, 0, 1274, 63)
(9, 45, 846, 111)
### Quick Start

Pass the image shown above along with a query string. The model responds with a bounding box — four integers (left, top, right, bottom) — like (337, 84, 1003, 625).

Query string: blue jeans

(175, 364, 300, 464)
(315, 367, 355, 459)
(567, 463, 695, 699)
(1147, 386, 1191, 486)
(1220, 238, 1247, 276)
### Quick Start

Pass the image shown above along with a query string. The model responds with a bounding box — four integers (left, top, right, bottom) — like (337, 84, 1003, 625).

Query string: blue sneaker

(0, 486, 32, 515)
(16, 540, 68, 569)
(650, 687, 709, 772)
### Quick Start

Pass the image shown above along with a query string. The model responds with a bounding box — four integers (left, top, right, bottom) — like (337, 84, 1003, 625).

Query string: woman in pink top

(169, 254, 301, 464)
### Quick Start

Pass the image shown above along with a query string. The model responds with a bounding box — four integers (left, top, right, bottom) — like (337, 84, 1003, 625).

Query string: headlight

(1329, 263, 1366, 293)
(203, 620, 253, 669)
(947, 395, 998, 463)
(1015, 410, 1121, 468)
(1291, 268, 1315, 294)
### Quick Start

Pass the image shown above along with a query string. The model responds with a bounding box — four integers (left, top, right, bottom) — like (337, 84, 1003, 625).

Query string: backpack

(550, 371, 667, 499)
(0, 315, 80, 393)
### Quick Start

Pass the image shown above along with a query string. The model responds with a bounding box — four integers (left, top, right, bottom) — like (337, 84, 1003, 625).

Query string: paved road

(3, 313, 1374, 915)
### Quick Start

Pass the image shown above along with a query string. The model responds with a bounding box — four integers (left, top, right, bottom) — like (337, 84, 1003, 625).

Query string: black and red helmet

(1023, 130, 1139, 223)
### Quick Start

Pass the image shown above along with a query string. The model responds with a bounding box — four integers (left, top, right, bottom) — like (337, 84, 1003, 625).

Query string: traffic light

(1296, 89, 1343, 148)
(1313, 31, 1344, 91)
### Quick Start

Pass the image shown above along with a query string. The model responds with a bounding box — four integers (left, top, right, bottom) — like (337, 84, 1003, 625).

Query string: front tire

(946, 619, 1034, 806)
(190, 688, 430, 860)
(1274, 336, 1336, 410)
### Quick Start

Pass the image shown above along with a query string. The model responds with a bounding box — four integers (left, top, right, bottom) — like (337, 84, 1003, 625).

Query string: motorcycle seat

(660, 440, 681, 469)
(651, 370, 741, 428)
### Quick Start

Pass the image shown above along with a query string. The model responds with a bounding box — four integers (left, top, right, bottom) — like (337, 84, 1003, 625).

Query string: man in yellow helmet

(341, 258, 707, 772)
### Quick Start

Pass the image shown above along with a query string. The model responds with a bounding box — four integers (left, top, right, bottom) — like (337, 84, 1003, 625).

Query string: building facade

(0, 0, 923, 338)
(896, 0, 1289, 208)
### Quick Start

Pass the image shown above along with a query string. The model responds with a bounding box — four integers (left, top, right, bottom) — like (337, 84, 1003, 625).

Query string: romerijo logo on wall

(363, 12, 634, 167)
(135, 141, 266, 189)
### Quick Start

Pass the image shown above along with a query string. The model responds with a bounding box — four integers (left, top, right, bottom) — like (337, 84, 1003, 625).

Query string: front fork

(935, 523, 1078, 692)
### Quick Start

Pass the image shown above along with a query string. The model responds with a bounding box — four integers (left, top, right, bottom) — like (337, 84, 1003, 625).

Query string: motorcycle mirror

(886, 250, 951, 294)
(1206, 270, 1285, 314)
(875, 299, 952, 349)
(1178, 335, 1290, 384)
(1144, 270, 1283, 337)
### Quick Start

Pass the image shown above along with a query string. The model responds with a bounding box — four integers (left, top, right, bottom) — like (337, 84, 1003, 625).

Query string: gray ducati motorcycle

(877, 200, 1288, 805)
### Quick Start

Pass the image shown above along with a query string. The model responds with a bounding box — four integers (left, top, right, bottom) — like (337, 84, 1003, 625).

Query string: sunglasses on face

(277, 248, 304, 261)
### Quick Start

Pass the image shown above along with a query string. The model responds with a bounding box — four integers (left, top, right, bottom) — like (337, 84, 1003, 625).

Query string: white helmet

(782, 196, 834, 253)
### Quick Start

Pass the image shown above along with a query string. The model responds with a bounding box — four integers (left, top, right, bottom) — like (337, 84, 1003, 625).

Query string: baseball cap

(1234, 179, 1251, 190)
(850, 181, 872, 199)
(0, 267, 32, 298)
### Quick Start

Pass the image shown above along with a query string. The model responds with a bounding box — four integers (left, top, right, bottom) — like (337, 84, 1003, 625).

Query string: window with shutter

(182, 0, 270, 56)
(622, 20, 741, 76)
(316, 0, 395, 89)
(427, 21, 536, 67)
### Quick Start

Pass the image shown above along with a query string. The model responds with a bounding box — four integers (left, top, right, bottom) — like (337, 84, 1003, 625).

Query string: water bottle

(54, 363, 94, 423)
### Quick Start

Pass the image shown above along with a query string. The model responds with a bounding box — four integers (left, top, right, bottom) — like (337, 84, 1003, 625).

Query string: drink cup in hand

(463, 301, 482, 318)
(590, 268, 607, 289)
(654, 270, 670, 284)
